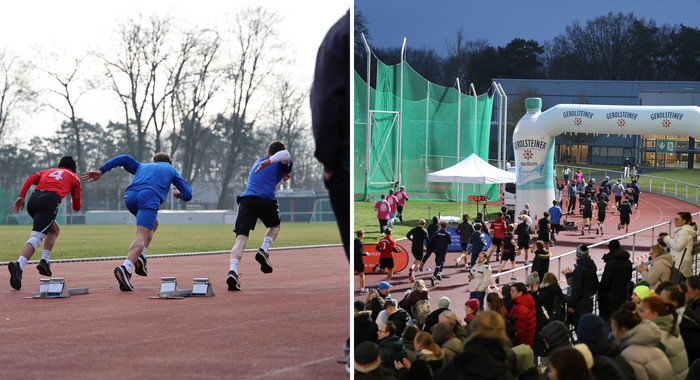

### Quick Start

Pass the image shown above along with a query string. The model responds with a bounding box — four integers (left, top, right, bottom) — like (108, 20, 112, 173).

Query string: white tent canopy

(426, 153, 515, 218)
(427, 153, 515, 184)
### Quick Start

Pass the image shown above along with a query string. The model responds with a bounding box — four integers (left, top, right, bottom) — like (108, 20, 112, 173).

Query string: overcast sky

(355, 0, 700, 56)
(0, 0, 349, 139)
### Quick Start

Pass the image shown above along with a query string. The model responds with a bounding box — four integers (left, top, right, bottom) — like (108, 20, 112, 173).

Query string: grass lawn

(0, 223, 341, 262)
(354, 200, 502, 242)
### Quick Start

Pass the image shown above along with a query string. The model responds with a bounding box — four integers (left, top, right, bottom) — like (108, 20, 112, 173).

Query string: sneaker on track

(436, 272, 442, 281)
(255, 248, 273, 273)
(8, 261, 22, 290)
(409, 268, 415, 283)
(372, 264, 380, 272)
(114, 265, 133, 291)
(511, 275, 518, 281)
(227, 270, 241, 291)
(495, 276, 500, 284)
(134, 255, 148, 276)
(430, 276, 435, 287)
(36, 259, 52, 277)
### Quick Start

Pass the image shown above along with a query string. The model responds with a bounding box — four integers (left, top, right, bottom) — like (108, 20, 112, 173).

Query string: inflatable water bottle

(512, 98, 555, 219)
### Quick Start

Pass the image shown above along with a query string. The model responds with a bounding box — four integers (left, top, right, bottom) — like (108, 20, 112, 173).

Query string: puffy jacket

(586, 339, 636, 380)
(355, 311, 378, 347)
(440, 336, 463, 363)
(378, 335, 407, 371)
(468, 260, 491, 292)
(664, 224, 696, 277)
(388, 309, 411, 337)
(679, 306, 700, 364)
(535, 283, 565, 332)
(652, 314, 688, 380)
(435, 336, 516, 380)
(640, 252, 673, 290)
(617, 320, 674, 380)
(598, 248, 633, 320)
(399, 289, 429, 320)
(510, 293, 536, 346)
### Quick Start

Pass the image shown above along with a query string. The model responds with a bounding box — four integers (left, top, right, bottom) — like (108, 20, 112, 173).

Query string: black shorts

(397, 205, 404, 214)
(27, 190, 60, 233)
(461, 243, 469, 251)
(354, 257, 365, 273)
(518, 239, 530, 249)
(411, 247, 424, 261)
(492, 237, 503, 247)
(597, 214, 606, 223)
(582, 210, 592, 219)
(233, 197, 281, 236)
(551, 224, 561, 233)
(379, 257, 394, 269)
(538, 234, 550, 243)
(501, 250, 515, 262)
(615, 196, 622, 205)
(620, 215, 630, 225)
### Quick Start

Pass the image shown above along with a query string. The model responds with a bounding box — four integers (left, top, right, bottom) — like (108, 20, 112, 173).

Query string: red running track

(356, 192, 699, 314)
(1, 246, 349, 380)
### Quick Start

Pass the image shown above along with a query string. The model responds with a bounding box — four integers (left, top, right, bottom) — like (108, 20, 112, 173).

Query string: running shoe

(618, 223, 621, 230)
(134, 255, 148, 276)
(227, 270, 241, 291)
(8, 261, 22, 290)
(36, 259, 52, 277)
(495, 276, 500, 284)
(409, 268, 415, 283)
(418, 262, 424, 271)
(114, 265, 133, 291)
(436, 272, 442, 281)
(430, 276, 435, 287)
(372, 264, 380, 272)
(255, 248, 273, 273)
(596, 228, 599, 235)
(511, 275, 518, 281)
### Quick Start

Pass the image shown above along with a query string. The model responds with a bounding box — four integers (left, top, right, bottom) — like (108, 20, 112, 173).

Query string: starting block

(152, 277, 214, 299)
(31, 278, 90, 298)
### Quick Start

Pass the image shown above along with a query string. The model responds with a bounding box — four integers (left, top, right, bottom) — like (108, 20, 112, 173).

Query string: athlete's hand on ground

(254, 159, 271, 173)
(12, 197, 24, 213)
(81, 171, 102, 183)
(173, 190, 181, 199)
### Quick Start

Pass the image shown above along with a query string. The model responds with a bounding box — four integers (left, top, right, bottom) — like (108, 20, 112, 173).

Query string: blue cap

(378, 281, 392, 291)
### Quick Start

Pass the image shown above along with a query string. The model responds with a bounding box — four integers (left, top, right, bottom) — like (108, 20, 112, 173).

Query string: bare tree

(214, 6, 287, 209)
(168, 27, 224, 184)
(0, 49, 37, 142)
(100, 13, 175, 160)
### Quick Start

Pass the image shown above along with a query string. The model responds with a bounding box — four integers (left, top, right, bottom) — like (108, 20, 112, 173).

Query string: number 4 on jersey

(49, 170, 64, 181)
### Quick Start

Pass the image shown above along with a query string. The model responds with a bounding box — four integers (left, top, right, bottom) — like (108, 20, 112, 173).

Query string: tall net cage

(355, 57, 497, 203)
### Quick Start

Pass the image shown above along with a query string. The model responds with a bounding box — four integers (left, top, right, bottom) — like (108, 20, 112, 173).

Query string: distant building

(495, 79, 700, 169)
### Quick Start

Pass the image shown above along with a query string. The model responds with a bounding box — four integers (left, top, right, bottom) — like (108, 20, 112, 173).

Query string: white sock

(18, 256, 28, 270)
(41, 249, 51, 262)
(123, 259, 134, 272)
(261, 236, 274, 253)
(141, 247, 147, 258)
(230, 259, 239, 273)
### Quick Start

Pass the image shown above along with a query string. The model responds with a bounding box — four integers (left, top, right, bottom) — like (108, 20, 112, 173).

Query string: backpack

(412, 299, 432, 325)
(670, 249, 687, 284)
(550, 293, 566, 322)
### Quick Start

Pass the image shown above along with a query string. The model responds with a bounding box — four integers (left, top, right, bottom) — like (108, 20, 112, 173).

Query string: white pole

(398, 37, 406, 188)
(494, 82, 503, 169)
(499, 83, 508, 172)
(456, 78, 462, 214)
(362, 34, 371, 180)
(426, 82, 430, 195)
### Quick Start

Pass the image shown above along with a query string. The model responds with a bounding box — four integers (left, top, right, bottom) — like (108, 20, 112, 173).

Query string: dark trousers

(378, 219, 388, 235)
(434, 251, 446, 274)
(470, 291, 485, 310)
(324, 171, 350, 260)
(567, 197, 577, 213)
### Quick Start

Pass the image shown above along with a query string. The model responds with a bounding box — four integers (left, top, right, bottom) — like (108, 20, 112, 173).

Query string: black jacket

(598, 248, 632, 320)
(423, 307, 449, 333)
(586, 339, 636, 380)
(680, 307, 700, 364)
(406, 227, 428, 252)
(355, 311, 378, 347)
(429, 229, 451, 255)
(388, 309, 411, 337)
(567, 257, 598, 310)
(435, 336, 516, 380)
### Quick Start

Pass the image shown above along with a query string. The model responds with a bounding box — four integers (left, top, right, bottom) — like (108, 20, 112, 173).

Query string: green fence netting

(354, 60, 495, 202)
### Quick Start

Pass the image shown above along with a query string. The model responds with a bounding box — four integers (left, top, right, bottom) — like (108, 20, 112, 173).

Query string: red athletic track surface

(1, 246, 349, 380)
(356, 192, 699, 313)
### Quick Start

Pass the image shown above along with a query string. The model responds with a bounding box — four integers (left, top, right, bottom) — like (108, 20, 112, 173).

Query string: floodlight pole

(362, 33, 371, 178)
(456, 78, 463, 215)
(398, 37, 406, 188)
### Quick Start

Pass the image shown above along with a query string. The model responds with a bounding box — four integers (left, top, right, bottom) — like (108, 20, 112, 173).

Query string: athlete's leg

(359, 272, 365, 290)
(261, 225, 281, 252)
(231, 235, 248, 262)
(126, 226, 151, 264)
(42, 222, 60, 252)
(386, 268, 393, 281)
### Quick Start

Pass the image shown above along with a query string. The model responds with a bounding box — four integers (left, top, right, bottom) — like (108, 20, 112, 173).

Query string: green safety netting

(354, 60, 495, 202)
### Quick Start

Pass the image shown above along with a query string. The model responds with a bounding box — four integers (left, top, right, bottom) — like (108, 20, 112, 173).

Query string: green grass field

(354, 200, 502, 242)
(0, 223, 341, 262)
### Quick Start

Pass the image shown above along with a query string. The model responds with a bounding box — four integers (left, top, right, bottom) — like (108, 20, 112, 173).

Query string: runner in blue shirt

(82, 153, 192, 291)
(226, 141, 292, 291)
(548, 200, 563, 244)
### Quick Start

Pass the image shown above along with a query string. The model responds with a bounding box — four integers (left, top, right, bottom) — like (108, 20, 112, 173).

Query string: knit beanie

(576, 245, 590, 258)
(573, 343, 594, 369)
(576, 313, 606, 345)
(354, 341, 381, 373)
(633, 283, 651, 300)
(465, 298, 480, 313)
(438, 296, 451, 309)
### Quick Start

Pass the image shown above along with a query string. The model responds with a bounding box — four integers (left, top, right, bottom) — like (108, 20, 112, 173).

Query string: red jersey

(19, 168, 82, 211)
(377, 236, 397, 259)
(490, 217, 507, 239)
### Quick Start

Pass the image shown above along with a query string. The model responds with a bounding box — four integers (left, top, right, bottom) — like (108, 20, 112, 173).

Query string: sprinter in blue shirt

(82, 152, 192, 291)
(227, 141, 292, 291)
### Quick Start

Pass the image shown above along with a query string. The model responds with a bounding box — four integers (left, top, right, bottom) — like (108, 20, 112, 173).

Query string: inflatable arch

(512, 97, 700, 217)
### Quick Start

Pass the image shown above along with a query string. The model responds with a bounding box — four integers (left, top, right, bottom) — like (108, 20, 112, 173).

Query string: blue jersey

(548, 206, 563, 224)
(239, 157, 293, 201)
(100, 155, 192, 203)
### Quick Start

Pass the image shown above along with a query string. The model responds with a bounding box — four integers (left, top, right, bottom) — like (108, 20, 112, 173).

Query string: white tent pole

(499, 83, 508, 171)
(494, 82, 503, 169)
(456, 78, 462, 214)
(426, 82, 430, 195)
(362, 33, 372, 180)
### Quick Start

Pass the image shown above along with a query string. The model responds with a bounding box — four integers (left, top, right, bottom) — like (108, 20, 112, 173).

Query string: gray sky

(0, 0, 349, 139)
(355, 0, 700, 56)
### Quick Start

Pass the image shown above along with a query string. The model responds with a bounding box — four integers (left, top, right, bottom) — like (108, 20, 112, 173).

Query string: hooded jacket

(663, 224, 696, 277)
(468, 260, 491, 292)
(640, 252, 673, 290)
(416, 348, 446, 373)
(378, 335, 407, 371)
(510, 293, 536, 346)
(617, 320, 674, 380)
(434, 336, 516, 380)
(355, 310, 378, 347)
(586, 339, 636, 380)
(568, 256, 598, 311)
(387, 309, 411, 337)
(651, 314, 688, 380)
(440, 336, 464, 363)
(598, 248, 633, 319)
(399, 289, 429, 319)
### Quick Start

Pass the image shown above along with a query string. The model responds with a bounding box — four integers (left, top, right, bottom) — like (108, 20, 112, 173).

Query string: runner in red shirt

(372, 228, 401, 282)
(488, 212, 507, 260)
(8, 156, 82, 290)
